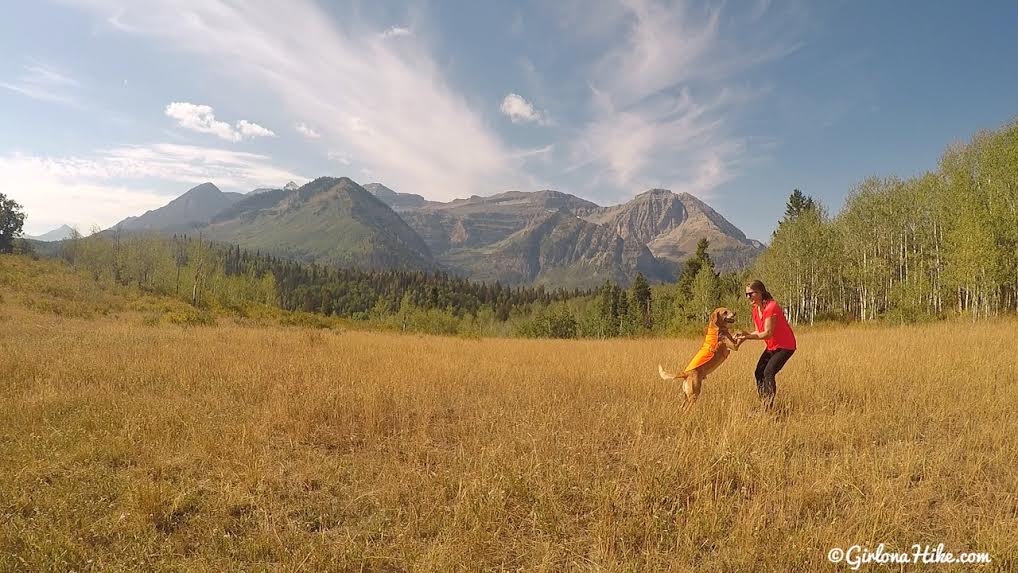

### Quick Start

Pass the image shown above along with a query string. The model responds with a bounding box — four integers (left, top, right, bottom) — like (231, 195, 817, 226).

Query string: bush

(515, 305, 578, 339)
(23, 296, 101, 319)
(279, 311, 332, 329)
(164, 307, 216, 327)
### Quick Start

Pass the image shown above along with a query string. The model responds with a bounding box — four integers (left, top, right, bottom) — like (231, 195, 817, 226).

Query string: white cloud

(236, 119, 276, 138)
(164, 102, 239, 141)
(0, 62, 82, 106)
(1, 144, 305, 234)
(296, 122, 320, 138)
(164, 102, 275, 142)
(500, 93, 549, 125)
(380, 26, 411, 39)
(75, 1, 526, 201)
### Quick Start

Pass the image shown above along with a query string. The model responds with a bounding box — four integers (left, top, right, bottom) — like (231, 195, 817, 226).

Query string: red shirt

(753, 300, 797, 351)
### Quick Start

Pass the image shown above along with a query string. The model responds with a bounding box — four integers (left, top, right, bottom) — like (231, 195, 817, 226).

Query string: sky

(2, 1, 1017, 240)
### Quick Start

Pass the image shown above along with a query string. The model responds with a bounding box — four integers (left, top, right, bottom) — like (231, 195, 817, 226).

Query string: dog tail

(658, 364, 684, 380)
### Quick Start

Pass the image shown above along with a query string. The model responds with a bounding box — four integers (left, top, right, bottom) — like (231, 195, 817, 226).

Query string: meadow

(1, 257, 1016, 571)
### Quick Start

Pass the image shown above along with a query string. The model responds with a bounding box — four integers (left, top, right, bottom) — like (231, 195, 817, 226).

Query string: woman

(736, 280, 796, 409)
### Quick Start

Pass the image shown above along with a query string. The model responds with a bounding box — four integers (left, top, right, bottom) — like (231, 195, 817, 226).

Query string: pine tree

(674, 238, 715, 326)
(630, 272, 652, 329)
(783, 189, 816, 221)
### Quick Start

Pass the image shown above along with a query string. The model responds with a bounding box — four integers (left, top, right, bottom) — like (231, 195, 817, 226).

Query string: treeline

(57, 230, 601, 336)
(754, 118, 1018, 324)
(53, 228, 751, 338)
(517, 239, 750, 338)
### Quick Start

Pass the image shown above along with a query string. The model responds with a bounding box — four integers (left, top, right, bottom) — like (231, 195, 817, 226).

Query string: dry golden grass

(2, 261, 1017, 571)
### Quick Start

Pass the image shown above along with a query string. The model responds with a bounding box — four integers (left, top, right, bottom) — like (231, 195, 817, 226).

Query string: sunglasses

(745, 291, 757, 298)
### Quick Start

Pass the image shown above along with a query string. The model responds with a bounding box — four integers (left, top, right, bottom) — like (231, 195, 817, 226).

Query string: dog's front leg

(726, 331, 743, 351)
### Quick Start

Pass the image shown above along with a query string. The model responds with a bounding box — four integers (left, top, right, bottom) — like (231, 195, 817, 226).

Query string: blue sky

(3, 1, 1016, 239)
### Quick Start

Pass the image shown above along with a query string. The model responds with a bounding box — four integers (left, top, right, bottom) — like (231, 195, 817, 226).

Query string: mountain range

(109, 178, 763, 287)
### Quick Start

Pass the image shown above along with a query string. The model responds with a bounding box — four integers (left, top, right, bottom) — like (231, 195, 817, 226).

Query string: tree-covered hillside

(753, 118, 1018, 324)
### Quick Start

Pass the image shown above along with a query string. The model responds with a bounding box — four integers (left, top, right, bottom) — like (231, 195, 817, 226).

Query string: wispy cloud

(0, 62, 82, 106)
(556, 0, 798, 200)
(74, 1, 525, 200)
(500, 93, 550, 125)
(98, 143, 303, 186)
(327, 150, 352, 165)
(164, 102, 275, 142)
(1, 144, 305, 233)
(295, 122, 320, 138)
(380, 26, 411, 39)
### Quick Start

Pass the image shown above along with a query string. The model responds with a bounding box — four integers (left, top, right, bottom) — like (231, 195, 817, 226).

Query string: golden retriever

(658, 307, 743, 410)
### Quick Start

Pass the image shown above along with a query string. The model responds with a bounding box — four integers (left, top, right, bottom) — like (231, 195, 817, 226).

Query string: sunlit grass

(1, 258, 1016, 571)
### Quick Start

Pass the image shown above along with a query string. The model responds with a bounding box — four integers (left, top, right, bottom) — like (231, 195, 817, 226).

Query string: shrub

(164, 307, 216, 327)
(279, 311, 332, 329)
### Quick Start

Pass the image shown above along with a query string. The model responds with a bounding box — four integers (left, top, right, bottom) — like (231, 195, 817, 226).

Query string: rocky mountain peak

(583, 188, 688, 245)
(187, 182, 221, 195)
(363, 183, 429, 211)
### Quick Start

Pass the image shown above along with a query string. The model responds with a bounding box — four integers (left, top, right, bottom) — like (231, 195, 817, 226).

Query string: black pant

(754, 348, 795, 406)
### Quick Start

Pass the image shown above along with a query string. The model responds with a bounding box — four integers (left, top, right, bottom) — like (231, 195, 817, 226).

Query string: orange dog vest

(684, 324, 720, 373)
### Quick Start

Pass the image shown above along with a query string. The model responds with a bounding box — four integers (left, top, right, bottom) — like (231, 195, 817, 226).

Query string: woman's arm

(742, 317, 775, 340)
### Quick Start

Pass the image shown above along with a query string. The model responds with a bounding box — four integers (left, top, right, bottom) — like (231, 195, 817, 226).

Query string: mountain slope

(363, 183, 435, 212)
(440, 210, 671, 288)
(401, 189, 602, 255)
(115, 182, 243, 231)
(583, 189, 763, 272)
(203, 177, 434, 270)
(249, 181, 298, 196)
(397, 186, 758, 279)
(26, 225, 76, 242)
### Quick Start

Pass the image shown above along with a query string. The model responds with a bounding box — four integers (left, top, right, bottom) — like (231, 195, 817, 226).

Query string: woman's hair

(748, 279, 773, 301)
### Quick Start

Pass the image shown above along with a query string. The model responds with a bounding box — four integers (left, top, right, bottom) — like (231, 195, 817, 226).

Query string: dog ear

(709, 308, 720, 326)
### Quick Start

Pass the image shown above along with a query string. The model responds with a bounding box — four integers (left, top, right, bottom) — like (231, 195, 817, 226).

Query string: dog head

(710, 307, 737, 331)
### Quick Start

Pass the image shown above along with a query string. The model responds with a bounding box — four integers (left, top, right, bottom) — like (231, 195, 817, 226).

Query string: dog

(658, 307, 743, 410)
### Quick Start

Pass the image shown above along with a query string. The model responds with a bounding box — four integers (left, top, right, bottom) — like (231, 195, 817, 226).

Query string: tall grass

(1, 259, 1016, 571)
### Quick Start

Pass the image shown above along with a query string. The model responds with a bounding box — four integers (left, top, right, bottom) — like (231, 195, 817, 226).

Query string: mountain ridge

(202, 177, 434, 271)
(111, 177, 761, 286)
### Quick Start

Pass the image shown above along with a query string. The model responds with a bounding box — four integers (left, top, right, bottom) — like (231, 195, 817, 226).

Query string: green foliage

(757, 196, 839, 325)
(781, 188, 816, 225)
(687, 264, 720, 323)
(164, 307, 217, 327)
(515, 304, 578, 339)
(753, 117, 1018, 323)
(676, 238, 713, 302)
(630, 272, 652, 329)
(13, 238, 35, 257)
(0, 193, 26, 254)
(671, 238, 724, 329)
(45, 231, 605, 338)
(278, 311, 332, 329)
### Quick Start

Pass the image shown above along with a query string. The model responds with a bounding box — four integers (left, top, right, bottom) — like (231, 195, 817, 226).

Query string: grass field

(2, 259, 1017, 571)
